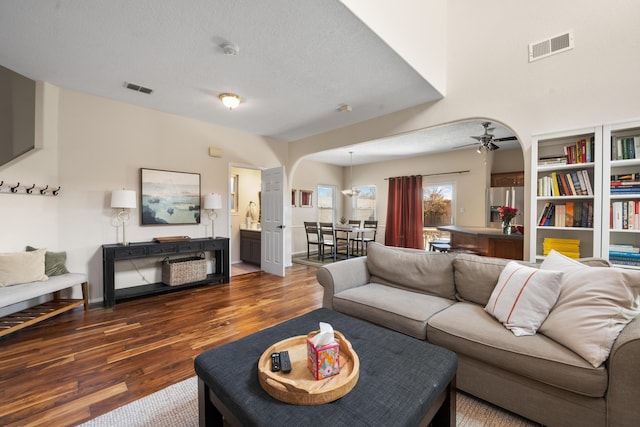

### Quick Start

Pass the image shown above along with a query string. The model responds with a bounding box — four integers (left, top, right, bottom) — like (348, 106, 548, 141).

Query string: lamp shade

(203, 193, 222, 210)
(111, 190, 137, 209)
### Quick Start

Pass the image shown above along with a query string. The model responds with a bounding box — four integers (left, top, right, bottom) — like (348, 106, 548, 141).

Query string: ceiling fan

(454, 121, 517, 152)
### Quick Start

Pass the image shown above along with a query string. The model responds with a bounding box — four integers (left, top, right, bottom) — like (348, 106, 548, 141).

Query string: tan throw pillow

(485, 261, 563, 336)
(0, 249, 48, 287)
(539, 250, 640, 367)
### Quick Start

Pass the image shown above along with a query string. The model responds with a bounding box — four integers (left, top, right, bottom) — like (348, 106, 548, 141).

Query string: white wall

(291, 160, 343, 255)
(1, 86, 286, 304)
(340, 0, 447, 96)
(289, 0, 640, 258)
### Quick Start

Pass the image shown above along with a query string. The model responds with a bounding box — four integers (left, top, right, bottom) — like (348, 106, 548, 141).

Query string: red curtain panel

(384, 175, 424, 249)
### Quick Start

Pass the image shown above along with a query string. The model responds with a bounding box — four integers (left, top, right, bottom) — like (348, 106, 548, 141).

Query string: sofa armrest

(606, 313, 640, 427)
(316, 257, 370, 309)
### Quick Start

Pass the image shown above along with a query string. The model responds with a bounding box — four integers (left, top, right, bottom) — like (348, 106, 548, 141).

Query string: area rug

(291, 253, 347, 268)
(78, 376, 537, 426)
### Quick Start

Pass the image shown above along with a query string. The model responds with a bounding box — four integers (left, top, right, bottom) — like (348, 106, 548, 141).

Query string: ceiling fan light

(219, 93, 241, 110)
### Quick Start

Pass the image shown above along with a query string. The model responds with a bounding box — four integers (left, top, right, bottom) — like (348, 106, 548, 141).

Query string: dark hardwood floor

(0, 264, 323, 427)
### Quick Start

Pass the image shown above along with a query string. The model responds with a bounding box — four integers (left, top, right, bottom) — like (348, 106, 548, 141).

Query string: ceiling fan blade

(493, 136, 517, 142)
(470, 135, 483, 141)
(452, 142, 479, 150)
(488, 142, 500, 151)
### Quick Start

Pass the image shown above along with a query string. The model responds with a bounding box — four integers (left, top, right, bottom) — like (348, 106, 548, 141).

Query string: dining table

(334, 224, 367, 258)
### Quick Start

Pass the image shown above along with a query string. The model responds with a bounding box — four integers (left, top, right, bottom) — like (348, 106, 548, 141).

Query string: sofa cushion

(366, 242, 456, 300)
(333, 283, 455, 339)
(0, 249, 48, 287)
(427, 302, 608, 398)
(453, 253, 511, 305)
(539, 250, 640, 368)
(485, 261, 563, 336)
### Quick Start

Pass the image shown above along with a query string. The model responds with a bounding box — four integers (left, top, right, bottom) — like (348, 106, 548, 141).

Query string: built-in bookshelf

(530, 127, 602, 262)
(602, 120, 640, 268)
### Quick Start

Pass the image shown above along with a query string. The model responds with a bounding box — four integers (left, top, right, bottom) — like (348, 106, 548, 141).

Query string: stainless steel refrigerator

(487, 186, 525, 228)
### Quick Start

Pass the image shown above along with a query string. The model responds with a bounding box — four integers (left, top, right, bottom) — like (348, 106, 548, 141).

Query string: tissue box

(306, 333, 340, 380)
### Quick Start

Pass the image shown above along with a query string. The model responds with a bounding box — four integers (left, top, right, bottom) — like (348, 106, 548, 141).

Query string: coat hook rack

(0, 180, 61, 196)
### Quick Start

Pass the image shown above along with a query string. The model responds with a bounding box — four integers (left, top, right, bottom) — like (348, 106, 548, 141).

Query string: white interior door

(261, 166, 285, 276)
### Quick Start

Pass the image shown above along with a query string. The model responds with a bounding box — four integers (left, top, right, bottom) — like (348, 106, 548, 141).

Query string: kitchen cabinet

(491, 171, 525, 187)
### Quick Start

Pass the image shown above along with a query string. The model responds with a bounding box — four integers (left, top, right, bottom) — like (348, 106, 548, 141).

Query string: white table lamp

(203, 193, 222, 238)
(111, 189, 137, 245)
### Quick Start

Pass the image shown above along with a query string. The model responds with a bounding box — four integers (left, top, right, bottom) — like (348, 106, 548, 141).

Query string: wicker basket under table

(162, 256, 206, 286)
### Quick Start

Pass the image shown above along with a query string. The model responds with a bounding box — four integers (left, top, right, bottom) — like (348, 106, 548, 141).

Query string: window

(423, 183, 455, 227)
(317, 185, 336, 223)
(230, 174, 238, 212)
(353, 185, 376, 221)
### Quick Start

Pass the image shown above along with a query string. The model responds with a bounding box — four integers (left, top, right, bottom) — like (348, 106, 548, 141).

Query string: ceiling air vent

(528, 31, 574, 62)
(124, 82, 153, 94)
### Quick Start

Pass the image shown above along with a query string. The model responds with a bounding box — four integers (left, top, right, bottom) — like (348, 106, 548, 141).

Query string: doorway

(230, 166, 262, 274)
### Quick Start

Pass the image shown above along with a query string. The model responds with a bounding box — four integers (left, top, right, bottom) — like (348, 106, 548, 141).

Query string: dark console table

(102, 237, 229, 308)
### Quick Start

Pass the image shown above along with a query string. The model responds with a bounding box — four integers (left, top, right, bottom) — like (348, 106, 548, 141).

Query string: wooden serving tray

(153, 236, 191, 243)
(257, 331, 359, 405)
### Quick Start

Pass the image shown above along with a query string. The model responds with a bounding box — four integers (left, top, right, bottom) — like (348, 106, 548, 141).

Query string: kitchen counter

(437, 225, 523, 260)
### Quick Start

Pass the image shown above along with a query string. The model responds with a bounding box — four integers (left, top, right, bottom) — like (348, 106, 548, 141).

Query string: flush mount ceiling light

(219, 93, 241, 110)
(220, 42, 239, 56)
(341, 151, 360, 197)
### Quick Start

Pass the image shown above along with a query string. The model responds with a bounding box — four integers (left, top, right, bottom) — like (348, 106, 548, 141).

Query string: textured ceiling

(0, 0, 441, 143)
(305, 120, 521, 166)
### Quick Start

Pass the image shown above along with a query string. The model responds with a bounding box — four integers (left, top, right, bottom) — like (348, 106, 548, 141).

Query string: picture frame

(140, 168, 201, 225)
(292, 189, 297, 207)
(299, 189, 313, 208)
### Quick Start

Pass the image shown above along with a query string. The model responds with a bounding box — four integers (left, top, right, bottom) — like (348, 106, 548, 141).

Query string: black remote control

(270, 352, 280, 372)
(280, 351, 291, 374)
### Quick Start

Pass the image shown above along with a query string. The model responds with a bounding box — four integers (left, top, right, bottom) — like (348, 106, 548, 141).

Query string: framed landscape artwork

(140, 168, 201, 225)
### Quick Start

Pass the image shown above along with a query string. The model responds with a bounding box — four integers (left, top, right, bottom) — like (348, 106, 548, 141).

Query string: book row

(537, 138, 595, 166)
(538, 201, 593, 228)
(610, 200, 640, 230)
(543, 237, 580, 259)
(537, 170, 593, 197)
(611, 135, 640, 161)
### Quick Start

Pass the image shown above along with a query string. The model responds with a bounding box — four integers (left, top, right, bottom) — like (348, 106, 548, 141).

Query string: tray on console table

(102, 237, 229, 307)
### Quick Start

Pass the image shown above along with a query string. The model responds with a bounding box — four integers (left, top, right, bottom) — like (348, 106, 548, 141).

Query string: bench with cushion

(0, 247, 89, 337)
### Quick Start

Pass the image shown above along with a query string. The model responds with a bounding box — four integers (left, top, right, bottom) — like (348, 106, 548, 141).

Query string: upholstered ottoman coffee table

(194, 308, 457, 427)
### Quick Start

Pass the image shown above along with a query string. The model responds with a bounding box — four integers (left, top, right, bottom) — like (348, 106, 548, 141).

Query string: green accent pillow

(26, 246, 70, 276)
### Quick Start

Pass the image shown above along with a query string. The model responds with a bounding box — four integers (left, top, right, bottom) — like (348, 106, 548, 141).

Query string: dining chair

(318, 222, 337, 262)
(356, 220, 378, 256)
(304, 221, 321, 259)
(347, 220, 361, 255)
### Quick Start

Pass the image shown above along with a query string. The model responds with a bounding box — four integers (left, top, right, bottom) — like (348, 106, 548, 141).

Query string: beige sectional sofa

(316, 242, 640, 427)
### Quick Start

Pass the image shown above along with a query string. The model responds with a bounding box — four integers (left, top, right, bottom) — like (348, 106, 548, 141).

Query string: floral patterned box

(306, 335, 340, 380)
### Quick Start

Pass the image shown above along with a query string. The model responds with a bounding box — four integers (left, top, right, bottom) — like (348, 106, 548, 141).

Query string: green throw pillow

(26, 246, 70, 276)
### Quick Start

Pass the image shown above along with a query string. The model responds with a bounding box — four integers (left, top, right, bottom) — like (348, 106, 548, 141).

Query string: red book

(559, 173, 571, 196)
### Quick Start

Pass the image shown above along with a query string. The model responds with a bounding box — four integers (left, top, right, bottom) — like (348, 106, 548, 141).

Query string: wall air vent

(528, 31, 574, 62)
(124, 82, 153, 94)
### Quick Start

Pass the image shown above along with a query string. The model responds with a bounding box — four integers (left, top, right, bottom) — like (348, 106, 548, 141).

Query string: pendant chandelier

(341, 151, 360, 197)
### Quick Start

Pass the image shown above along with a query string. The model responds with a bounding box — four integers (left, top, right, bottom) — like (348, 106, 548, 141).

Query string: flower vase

(502, 219, 512, 235)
